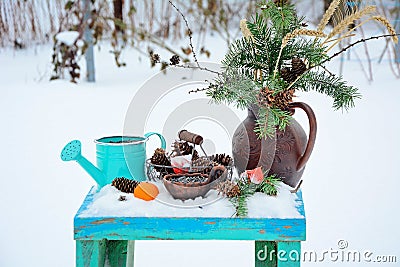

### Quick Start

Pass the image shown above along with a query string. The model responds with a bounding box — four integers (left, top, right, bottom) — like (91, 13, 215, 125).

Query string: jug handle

(289, 102, 317, 171)
(144, 132, 166, 149)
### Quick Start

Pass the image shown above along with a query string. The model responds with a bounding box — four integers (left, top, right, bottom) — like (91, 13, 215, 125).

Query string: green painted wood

(74, 216, 305, 241)
(74, 188, 305, 242)
(74, 187, 306, 267)
(126, 241, 135, 267)
(255, 241, 277, 267)
(277, 242, 301, 267)
(106, 240, 127, 267)
(76, 240, 106, 267)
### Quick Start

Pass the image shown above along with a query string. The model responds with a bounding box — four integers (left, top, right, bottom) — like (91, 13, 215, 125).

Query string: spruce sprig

(206, 71, 259, 110)
(258, 174, 281, 196)
(254, 106, 291, 138)
(295, 71, 361, 110)
(229, 173, 282, 217)
(260, 1, 300, 36)
(203, 1, 363, 139)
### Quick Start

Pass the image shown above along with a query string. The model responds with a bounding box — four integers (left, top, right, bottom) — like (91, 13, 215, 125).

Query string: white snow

(55, 31, 79, 46)
(79, 182, 303, 218)
(1, 24, 399, 267)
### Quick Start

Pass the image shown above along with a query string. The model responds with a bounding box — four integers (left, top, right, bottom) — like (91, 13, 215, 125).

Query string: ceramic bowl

(163, 168, 228, 201)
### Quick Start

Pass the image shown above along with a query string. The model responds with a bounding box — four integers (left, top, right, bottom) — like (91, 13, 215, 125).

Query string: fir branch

(296, 71, 361, 110)
(254, 106, 276, 138)
(205, 72, 259, 110)
(254, 106, 291, 139)
(229, 173, 281, 217)
(230, 196, 249, 218)
(258, 174, 281, 196)
(261, 2, 299, 36)
(284, 39, 328, 65)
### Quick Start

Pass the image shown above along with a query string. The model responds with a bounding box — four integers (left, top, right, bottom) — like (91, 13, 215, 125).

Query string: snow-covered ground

(1, 29, 400, 267)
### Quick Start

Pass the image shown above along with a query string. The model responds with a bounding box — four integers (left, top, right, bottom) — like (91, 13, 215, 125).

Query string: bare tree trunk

(113, 0, 124, 32)
(84, 0, 95, 82)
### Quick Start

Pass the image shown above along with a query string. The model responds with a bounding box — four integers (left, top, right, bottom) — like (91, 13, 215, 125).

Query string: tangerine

(133, 182, 159, 201)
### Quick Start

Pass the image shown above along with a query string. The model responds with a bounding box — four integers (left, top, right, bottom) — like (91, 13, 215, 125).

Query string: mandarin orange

(133, 182, 159, 201)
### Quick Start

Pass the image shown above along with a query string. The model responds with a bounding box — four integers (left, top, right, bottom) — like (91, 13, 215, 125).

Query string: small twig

(312, 34, 400, 71)
(290, 180, 303, 193)
(285, 34, 400, 91)
(188, 87, 208, 94)
(319, 65, 335, 77)
(132, 29, 186, 59)
(173, 63, 221, 75)
(168, 0, 200, 68)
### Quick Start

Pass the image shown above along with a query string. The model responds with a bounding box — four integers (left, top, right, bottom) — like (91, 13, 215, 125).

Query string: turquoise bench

(74, 188, 306, 267)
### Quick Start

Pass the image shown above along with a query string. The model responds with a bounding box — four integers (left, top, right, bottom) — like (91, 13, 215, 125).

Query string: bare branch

(168, 0, 200, 68)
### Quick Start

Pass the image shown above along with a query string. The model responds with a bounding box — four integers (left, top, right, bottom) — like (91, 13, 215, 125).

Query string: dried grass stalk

(372, 16, 398, 44)
(240, 19, 254, 42)
(325, 5, 377, 41)
(282, 29, 326, 48)
(317, 0, 341, 32)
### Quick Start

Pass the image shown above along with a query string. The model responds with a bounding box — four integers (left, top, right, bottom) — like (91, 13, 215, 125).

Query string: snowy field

(1, 29, 400, 267)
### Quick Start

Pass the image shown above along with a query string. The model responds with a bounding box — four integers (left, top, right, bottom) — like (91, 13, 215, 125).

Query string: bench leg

(276, 241, 301, 267)
(255, 241, 301, 267)
(76, 240, 106, 267)
(106, 240, 128, 267)
(125, 241, 135, 267)
(255, 241, 277, 267)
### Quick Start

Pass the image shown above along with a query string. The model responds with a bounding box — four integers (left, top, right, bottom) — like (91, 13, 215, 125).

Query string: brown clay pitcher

(232, 102, 317, 187)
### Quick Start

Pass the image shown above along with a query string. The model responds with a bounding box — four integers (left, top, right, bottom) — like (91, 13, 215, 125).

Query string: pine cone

(258, 86, 295, 110)
(170, 141, 182, 157)
(170, 55, 180, 65)
(258, 87, 275, 106)
(172, 141, 199, 160)
(275, 88, 295, 110)
(291, 57, 307, 77)
(216, 180, 241, 198)
(227, 184, 241, 198)
(112, 177, 140, 193)
(150, 148, 173, 173)
(151, 148, 171, 166)
(280, 67, 297, 83)
(210, 153, 232, 166)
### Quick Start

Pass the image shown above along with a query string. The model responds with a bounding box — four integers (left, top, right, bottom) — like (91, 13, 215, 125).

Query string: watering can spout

(61, 140, 107, 187)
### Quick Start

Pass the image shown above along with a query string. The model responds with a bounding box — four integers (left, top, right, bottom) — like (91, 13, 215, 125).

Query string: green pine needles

(229, 174, 281, 217)
(205, 0, 364, 138)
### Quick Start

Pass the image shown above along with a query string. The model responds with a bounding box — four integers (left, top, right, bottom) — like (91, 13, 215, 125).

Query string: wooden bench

(74, 188, 306, 267)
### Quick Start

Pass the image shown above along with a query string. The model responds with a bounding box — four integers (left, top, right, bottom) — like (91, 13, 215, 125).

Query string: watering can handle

(144, 132, 166, 149)
(289, 102, 317, 171)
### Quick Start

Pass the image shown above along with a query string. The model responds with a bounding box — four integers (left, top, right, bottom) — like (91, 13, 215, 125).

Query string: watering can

(61, 133, 166, 188)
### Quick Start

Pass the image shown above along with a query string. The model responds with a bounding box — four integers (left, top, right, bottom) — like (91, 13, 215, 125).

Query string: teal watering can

(61, 133, 166, 188)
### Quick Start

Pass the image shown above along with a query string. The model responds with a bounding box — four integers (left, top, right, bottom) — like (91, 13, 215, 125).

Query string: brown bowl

(163, 168, 228, 201)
